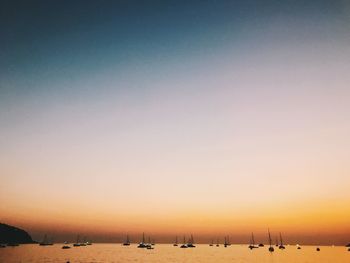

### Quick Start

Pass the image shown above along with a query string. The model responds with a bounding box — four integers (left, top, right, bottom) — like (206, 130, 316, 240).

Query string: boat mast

(279, 232, 283, 246)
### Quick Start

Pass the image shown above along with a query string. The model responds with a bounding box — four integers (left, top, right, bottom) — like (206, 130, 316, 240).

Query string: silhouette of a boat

(187, 234, 196, 248)
(7, 243, 19, 246)
(137, 233, 147, 248)
(224, 236, 231, 247)
(173, 236, 178, 246)
(180, 236, 187, 248)
(268, 229, 274, 252)
(73, 235, 81, 247)
(123, 234, 130, 246)
(278, 233, 285, 249)
(248, 233, 258, 249)
(39, 234, 53, 246)
(146, 236, 154, 249)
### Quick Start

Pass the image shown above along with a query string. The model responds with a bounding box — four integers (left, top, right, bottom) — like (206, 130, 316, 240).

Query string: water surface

(0, 244, 348, 263)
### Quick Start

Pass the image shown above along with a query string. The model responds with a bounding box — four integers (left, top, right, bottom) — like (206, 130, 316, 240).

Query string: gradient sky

(1, 0, 350, 244)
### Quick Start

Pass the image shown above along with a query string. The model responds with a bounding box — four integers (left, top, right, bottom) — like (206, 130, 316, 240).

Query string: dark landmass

(0, 223, 36, 244)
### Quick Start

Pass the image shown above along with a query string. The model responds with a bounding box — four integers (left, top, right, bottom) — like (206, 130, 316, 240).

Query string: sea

(0, 244, 348, 263)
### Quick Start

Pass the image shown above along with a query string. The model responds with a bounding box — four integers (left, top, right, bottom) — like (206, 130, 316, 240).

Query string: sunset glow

(1, 0, 349, 245)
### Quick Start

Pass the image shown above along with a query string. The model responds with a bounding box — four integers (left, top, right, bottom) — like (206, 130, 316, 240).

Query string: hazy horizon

(1, 1, 349, 245)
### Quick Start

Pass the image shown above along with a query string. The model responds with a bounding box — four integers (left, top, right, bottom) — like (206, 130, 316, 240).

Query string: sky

(0, 0, 350, 245)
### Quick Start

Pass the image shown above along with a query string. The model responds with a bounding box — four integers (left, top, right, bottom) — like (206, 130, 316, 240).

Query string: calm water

(0, 244, 348, 263)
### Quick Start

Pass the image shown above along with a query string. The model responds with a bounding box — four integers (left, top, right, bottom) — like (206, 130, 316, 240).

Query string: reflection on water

(0, 244, 348, 263)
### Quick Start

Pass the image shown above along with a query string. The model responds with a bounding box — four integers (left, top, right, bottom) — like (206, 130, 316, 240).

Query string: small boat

(146, 238, 154, 250)
(145, 236, 154, 249)
(216, 238, 220, 247)
(137, 233, 147, 248)
(73, 235, 81, 247)
(79, 237, 87, 246)
(180, 236, 188, 248)
(7, 243, 19, 246)
(248, 233, 258, 249)
(278, 233, 285, 249)
(173, 236, 178, 246)
(209, 239, 214, 246)
(0, 244, 6, 248)
(62, 245, 71, 249)
(123, 234, 131, 246)
(268, 229, 274, 252)
(39, 234, 53, 246)
(316, 247, 320, 251)
(258, 243, 264, 247)
(187, 234, 196, 248)
(224, 236, 231, 247)
(297, 244, 301, 249)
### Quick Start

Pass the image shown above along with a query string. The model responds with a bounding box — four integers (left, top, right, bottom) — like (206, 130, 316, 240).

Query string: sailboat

(123, 234, 131, 246)
(187, 234, 196, 247)
(146, 236, 154, 249)
(278, 232, 285, 249)
(73, 235, 81, 247)
(39, 234, 53, 246)
(268, 229, 274, 252)
(85, 237, 92, 245)
(248, 233, 258, 249)
(209, 239, 214, 246)
(173, 236, 178, 246)
(224, 236, 230, 247)
(180, 236, 188, 248)
(39, 234, 48, 246)
(137, 233, 147, 248)
(79, 237, 87, 246)
(216, 238, 220, 247)
(226, 236, 231, 246)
